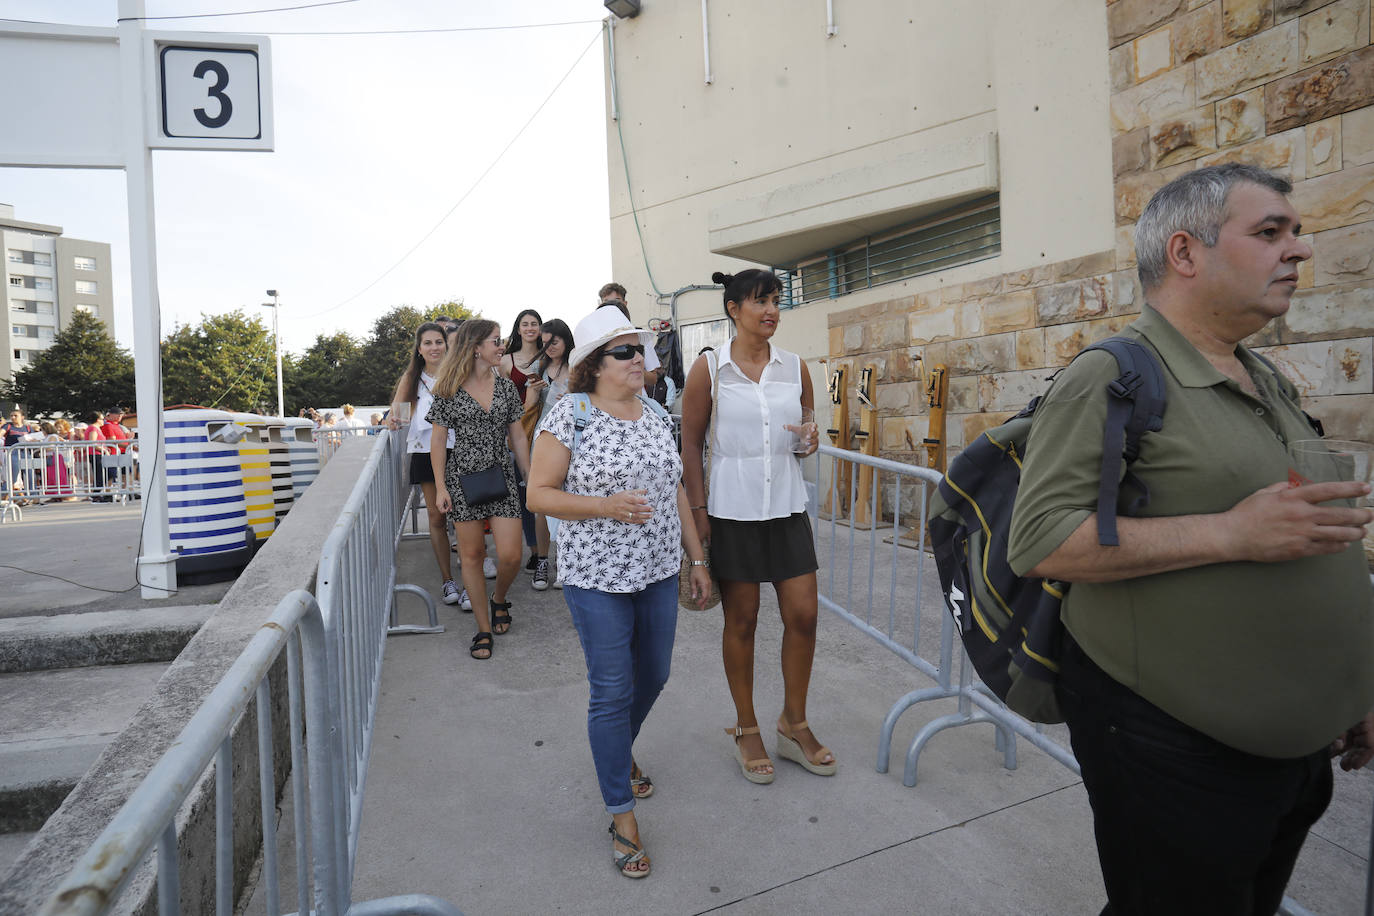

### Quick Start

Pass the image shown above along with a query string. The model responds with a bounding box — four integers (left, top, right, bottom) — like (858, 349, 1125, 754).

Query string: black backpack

(927, 337, 1166, 724)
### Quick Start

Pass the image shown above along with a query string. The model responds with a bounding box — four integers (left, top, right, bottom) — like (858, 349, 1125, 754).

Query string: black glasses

(604, 343, 645, 361)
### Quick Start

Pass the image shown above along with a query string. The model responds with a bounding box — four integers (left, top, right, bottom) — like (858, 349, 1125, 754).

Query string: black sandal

(489, 597, 513, 635)
(469, 631, 493, 659)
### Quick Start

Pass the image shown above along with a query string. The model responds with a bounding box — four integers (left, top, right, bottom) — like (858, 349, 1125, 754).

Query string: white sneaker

(441, 579, 462, 606)
(458, 588, 473, 611)
(483, 557, 497, 579)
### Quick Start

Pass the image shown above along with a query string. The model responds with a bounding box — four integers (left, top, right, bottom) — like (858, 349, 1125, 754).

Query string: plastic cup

(1288, 439, 1374, 507)
(790, 407, 818, 454)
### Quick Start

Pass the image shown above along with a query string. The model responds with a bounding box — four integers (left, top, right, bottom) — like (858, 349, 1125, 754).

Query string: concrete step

(0, 605, 212, 674)
(0, 662, 167, 832)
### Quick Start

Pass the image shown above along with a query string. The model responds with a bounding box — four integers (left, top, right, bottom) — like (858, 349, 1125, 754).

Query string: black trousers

(1057, 638, 1333, 916)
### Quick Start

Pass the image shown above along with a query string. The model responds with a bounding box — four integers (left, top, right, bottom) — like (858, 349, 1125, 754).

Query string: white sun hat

(569, 305, 657, 368)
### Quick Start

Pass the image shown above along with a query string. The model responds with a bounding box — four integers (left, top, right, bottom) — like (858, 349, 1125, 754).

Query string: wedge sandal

(776, 717, 836, 776)
(725, 725, 774, 784)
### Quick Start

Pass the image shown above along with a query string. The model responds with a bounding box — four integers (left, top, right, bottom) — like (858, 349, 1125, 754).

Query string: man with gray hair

(1008, 163, 1373, 913)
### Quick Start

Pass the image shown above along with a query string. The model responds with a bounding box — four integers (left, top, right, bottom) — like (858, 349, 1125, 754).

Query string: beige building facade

(602, 0, 1372, 471)
(1, 203, 114, 387)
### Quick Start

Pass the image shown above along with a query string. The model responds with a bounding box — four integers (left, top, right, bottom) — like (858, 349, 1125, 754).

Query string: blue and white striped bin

(284, 418, 319, 499)
(164, 409, 253, 578)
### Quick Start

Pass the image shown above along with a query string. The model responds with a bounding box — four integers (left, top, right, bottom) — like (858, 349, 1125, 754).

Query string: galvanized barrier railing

(811, 443, 1356, 916)
(811, 443, 1076, 787)
(37, 590, 460, 916)
(314, 429, 441, 904)
(314, 426, 384, 465)
(1, 439, 140, 519)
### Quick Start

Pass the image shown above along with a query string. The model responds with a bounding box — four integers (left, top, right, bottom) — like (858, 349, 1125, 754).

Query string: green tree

(161, 310, 276, 412)
(283, 330, 361, 415)
(350, 300, 479, 404)
(0, 311, 135, 416)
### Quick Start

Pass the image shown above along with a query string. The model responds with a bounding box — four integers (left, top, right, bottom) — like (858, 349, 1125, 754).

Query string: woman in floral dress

(428, 319, 532, 660)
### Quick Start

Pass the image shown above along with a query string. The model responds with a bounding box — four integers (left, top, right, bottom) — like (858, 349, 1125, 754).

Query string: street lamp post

(263, 289, 283, 417)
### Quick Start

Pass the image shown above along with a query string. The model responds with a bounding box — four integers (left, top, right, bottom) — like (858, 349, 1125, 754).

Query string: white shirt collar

(717, 339, 782, 375)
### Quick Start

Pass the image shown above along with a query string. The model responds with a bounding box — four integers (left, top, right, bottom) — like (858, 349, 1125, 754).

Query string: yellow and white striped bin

(232, 412, 276, 544)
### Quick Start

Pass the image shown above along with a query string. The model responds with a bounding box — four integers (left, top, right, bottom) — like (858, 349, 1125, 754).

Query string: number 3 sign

(149, 34, 274, 151)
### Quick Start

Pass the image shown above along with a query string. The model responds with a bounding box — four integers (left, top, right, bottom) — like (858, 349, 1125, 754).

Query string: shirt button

(1255, 407, 1264, 415)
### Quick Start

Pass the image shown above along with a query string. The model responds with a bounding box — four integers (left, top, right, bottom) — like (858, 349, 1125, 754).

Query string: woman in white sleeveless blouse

(681, 269, 836, 785)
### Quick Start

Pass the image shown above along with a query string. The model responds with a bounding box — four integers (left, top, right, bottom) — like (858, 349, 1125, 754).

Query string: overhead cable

(299, 27, 601, 319)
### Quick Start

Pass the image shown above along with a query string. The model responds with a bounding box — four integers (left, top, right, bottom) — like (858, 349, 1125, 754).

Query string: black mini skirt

(409, 451, 436, 485)
(709, 512, 819, 583)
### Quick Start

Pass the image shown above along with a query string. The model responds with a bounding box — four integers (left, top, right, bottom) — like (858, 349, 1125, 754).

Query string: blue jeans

(563, 575, 679, 814)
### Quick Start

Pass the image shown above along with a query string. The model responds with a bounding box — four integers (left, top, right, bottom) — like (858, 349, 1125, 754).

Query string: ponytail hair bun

(713, 268, 784, 325)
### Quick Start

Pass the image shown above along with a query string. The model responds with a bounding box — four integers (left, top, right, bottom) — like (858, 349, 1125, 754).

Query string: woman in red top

(499, 308, 544, 567)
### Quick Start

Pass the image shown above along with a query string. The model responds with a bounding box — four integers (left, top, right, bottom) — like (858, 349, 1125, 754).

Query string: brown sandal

(725, 725, 774, 784)
(776, 717, 836, 776)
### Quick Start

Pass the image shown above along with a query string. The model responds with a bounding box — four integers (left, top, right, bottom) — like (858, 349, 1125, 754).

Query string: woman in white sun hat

(527, 305, 712, 880)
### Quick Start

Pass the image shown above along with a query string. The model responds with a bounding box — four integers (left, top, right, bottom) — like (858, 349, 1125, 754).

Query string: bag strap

(1248, 349, 1325, 436)
(706, 351, 720, 510)
(1080, 337, 1167, 547)
(571, 393, 593, 456)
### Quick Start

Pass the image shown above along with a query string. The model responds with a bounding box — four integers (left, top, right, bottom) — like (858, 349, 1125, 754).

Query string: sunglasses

(604, 343, 645, 361)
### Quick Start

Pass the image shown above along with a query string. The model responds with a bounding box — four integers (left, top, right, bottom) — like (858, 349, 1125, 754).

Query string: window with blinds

(776, 194, 1000, 307)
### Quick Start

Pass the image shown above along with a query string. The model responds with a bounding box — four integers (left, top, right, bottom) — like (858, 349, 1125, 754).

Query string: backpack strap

(570, 393, 593, 456)
(570, 393, 671, 457)
(1081, 337, 1167, 547)
(1248, 349, 1325, 437)
(636, 392, 671, 425)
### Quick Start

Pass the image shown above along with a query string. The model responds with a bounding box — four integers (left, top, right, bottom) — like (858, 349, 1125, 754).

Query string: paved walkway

(332, 529, 1372, 915)
(0, 500, 233, 617)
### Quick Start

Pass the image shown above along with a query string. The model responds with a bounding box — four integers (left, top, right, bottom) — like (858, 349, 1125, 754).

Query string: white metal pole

(119, 0, 176, 597)
(701, 0, 712, 85)
(272, 293, 283, 418)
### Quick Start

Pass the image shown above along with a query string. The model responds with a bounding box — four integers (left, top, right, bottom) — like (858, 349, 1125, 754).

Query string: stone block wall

(827, 0, 1373, 483)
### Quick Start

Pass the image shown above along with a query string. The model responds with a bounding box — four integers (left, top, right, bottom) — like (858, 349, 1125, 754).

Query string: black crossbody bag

(456, 465, 506, 506)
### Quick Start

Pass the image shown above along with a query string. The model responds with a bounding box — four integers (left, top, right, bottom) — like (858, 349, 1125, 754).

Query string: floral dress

(426, 374, 523, 521)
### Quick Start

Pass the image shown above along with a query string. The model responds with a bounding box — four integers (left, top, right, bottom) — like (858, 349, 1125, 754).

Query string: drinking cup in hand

(1288, 439, 1374, 508)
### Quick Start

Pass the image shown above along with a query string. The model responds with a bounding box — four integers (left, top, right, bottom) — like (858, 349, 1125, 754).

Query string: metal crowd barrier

(1, 439, 139, 520)
(314, 428, 442, 904)
(38, 429, 452, 915)
(810, 443, 1358, 916)
(37, 590, 460, 916)
(810, 443, 1075, 787)
(314, 425, 384, 465)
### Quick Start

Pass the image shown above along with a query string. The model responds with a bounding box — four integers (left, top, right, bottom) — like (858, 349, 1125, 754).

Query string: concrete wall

(603, 0, 1116, 362)
(0, 438, 376, 914)
(815, 0, 1374, 530)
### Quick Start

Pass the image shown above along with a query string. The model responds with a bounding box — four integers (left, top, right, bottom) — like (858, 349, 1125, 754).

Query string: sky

(0, 0, 616, 354)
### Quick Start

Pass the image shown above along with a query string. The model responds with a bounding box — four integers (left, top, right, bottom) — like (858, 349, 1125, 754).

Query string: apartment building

(1, 203, 114, 382)
(601, 0, 1372, 461)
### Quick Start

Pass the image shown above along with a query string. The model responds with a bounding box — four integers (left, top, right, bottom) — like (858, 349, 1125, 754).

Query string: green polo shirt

(1008, 305, 1374, 759)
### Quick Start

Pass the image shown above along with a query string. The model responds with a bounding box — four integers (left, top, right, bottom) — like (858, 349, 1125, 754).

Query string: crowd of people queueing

(1, 406, 133, 505)
(388, 276, 831, 878)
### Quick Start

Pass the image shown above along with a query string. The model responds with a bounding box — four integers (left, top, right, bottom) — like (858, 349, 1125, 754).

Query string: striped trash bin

(164, 409, 253, 579)
(284, 418, 319, 499)
(254, 419, 294, 525)
(232, 413, 276, 545)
